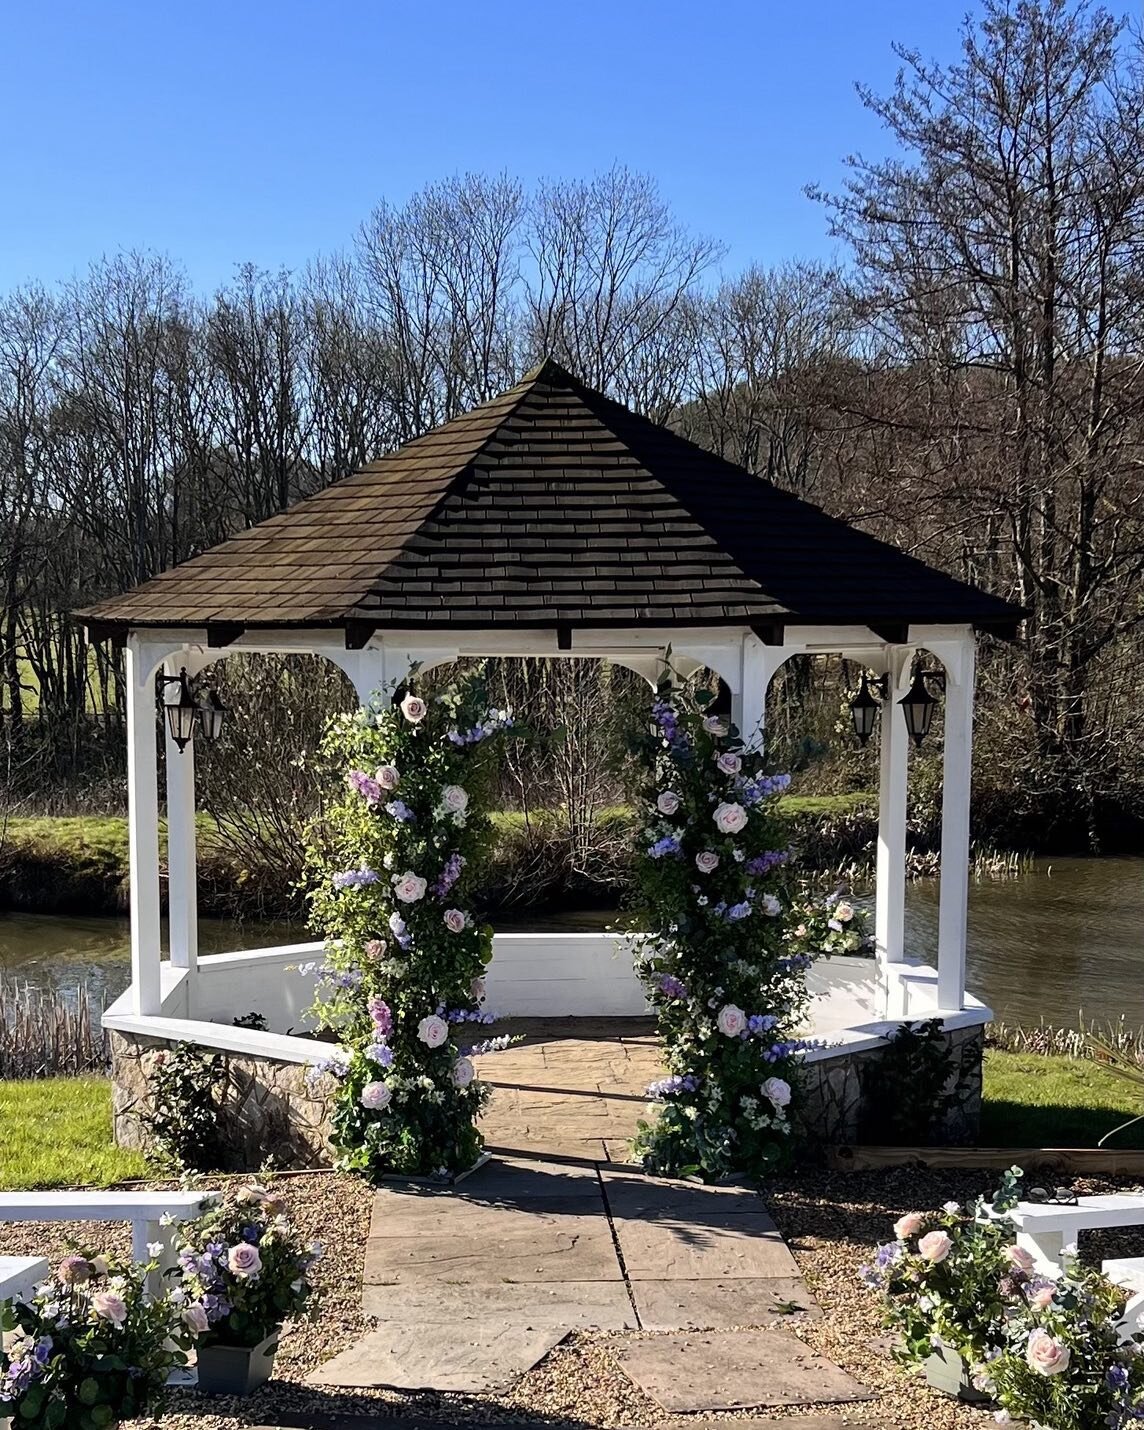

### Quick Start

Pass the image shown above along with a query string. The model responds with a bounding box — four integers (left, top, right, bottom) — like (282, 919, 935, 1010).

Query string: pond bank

(0, 796, 879, 921)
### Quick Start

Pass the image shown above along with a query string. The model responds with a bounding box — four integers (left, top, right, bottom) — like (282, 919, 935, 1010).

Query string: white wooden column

(164, 651, 205, 973)
(125, 638, 163, 1015)
(734, 632, 783, 752)
(935, 635, 976, 1011)
(876, 651, 912, 1017)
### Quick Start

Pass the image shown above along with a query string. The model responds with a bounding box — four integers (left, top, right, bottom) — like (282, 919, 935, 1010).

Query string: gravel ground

(6, 1166, 1144, 1429)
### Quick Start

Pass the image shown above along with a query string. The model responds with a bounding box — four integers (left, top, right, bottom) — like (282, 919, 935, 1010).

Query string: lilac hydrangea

(333, 867, 378, 889)
(658, 973, 687, 999)
(432, 851, 465, 897)
(385, 799, 416, 822)
(648, 835, 683, 859)
(647, 1073, 701, 1098)
(745, 849, 790, 876)
(347, 769, 382, 803)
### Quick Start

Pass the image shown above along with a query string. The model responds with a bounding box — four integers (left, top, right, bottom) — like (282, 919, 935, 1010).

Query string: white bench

(0, 1255, 49, 1302)
(1101, 1257, 1144, 1339)
(1011, 1194, 1144, 1277)
(0, 1191, 218, 1298)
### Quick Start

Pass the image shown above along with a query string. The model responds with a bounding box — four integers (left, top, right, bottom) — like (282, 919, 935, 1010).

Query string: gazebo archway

(77, 358, 1022, 1158)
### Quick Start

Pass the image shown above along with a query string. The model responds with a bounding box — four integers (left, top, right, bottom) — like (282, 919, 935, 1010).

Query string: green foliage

(173, 1184, 319, 1347)
(626, 673, 812, 1180)
(0, 1078, 147, 1190)
(859, 1018, 957, 1144)
(140, 1042, 226, 1171)
(786, 883, 874, 959)
(0, 1250, 192, 1429)
(303, 672, 514, 1179)
(864, 1168, 1144, 1428)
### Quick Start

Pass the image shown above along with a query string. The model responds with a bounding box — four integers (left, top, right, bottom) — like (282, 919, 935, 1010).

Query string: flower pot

(922, 1339, 992, 1403)
(195, 1330, 279, 1396)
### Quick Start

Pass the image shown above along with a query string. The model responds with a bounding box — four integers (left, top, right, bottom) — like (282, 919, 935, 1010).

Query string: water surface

(2, 857, 1142, 1029)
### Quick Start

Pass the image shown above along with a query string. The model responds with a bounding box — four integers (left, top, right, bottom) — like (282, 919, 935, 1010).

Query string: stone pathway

(311, 1021, 874, 1414)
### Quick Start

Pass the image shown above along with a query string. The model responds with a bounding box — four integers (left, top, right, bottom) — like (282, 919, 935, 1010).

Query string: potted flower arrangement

(173, 1184, 319, 1396)
(864, 1168, 1144, 1426)
(0, 1251, 191, 1430)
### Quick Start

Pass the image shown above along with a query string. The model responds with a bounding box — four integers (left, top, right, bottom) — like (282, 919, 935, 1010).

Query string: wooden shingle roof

(77, 359, 1022, 638)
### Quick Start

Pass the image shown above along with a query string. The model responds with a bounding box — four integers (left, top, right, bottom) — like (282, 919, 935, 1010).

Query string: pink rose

(835, 901, 854, 922)
(715, 751, 741, 775)
(917, 1230, 952, 1263)
(183, 1302, 210, 1334)
(893, 1212, 925, 1240)
(227, 1242, 262, 1277)
(1026, 1328, 1070, 1376)
(393, 871, 427, 903)
(1030, 1285, 1055, 1310)
(375, 764, 400, 790)
(702, 715, 728, 735)
(1005, 1244, 1035, 1274)
(716, 1003, 746, 1037)
(452, 1057, 475, 1088)
(656, 791, 680, 815)
(417, 1014, 449, 1049)
(713, 801, 748, 834)
(400, 693, 428, 723)
(763, 1076, 791, 1108)
(91, 1290, 127, 1327)
(360, 1080, 392, 1111)
(470, 976, 486, 1002)
(444, 908, 467, 933)
(695, 850, 720, 874)
(57, 1255, 91, 1285)
(364, 938, 386, 959)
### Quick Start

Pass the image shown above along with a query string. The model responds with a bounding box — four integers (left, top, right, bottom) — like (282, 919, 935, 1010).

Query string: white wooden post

(125, 638, 163, 1016)
(936, 635, 976, 1011)
(164, 652, 203, 973)
(736, 632, 782, 752)
(876, 651, 911, 1016)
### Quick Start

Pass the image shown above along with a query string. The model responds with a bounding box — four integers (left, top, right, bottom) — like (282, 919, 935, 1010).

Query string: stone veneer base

(109, 1030, 335, 1169)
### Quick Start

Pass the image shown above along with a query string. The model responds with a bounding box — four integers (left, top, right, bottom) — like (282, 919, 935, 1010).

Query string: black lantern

(899, 670, 942, 747)
(162, 668, 199, 752)
(196, 689, 228, 745)
(848, 672, 884, 747)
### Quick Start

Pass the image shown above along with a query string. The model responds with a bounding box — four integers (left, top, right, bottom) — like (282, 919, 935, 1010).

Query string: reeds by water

(989, 1015, 1144, 1065)
(0, 978, 109, 1078)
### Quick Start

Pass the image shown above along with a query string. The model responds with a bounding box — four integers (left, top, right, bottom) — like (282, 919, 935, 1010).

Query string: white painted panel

(483, 933, 651, 1017)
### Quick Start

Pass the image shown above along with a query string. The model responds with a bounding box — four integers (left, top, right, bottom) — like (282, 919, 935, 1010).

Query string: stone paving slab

(362, 1277, 637, 1328)
(631, 1276, 822, 1330)
(602, 1169, 768, 1220)
(370, 1192, 606, 1236)
(364, 1205, 621, 1284)
(617, 1328, 875, 1412)
(615, 1214, 801, 1280)
(308, 1322, 565, 1392)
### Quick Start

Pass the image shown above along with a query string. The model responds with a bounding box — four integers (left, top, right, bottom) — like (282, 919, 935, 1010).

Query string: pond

(1, 856, 1143, 1030)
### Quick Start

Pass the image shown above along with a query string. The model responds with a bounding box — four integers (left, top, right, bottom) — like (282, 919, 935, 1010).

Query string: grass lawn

(982, 1049, 1144, 1148)
(0, 1077, 148, 1189)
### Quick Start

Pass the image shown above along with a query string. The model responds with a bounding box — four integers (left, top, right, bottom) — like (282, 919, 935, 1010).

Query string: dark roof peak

(76, 364, 1024, 636)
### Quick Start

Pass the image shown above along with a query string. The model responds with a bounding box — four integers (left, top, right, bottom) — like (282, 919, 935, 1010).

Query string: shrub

(140, 1041, 226, 1171)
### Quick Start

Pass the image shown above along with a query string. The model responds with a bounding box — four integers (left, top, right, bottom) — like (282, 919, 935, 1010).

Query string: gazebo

(79, 359, 1021, 1157)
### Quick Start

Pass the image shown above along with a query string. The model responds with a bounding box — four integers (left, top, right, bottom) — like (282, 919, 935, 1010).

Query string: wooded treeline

(4, 0, 1144, 850)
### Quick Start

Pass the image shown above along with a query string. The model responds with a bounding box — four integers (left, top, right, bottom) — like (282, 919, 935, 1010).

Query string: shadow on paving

(240, 1397, 632, 1430)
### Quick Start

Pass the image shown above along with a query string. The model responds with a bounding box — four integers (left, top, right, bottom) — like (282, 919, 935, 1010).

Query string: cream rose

(893, 1212, 925, 1240)
(713, 801, 748, 835)
(441, 784, 469, 814)
(716, 1003, 747, 1037)
(695, 850, 720, 874)
(763, 1076, 791, 1108)
(715, 751, 742, 775)
(400, 693, 428, 723)
(762, 893, 782, 917)
(917, 1230, 952, 1263)
(1026, 1328, 1070, 1376)
(443, 908, 467, 933)
(227, 1242, 263, 1277)
(375, 764, 400, 790)
(393, 871, 427, 903)
(418, 1014, 449, 1049)
(1030, 1285, 1055, 1310)
(835, 901, 855, 922)
(452, 1057, 476, 1088)
(183, 1302, 210, 1334)
(656, 791, 680, 815)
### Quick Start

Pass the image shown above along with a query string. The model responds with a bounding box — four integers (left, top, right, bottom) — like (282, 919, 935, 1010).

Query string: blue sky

(0, 0, 979, 293)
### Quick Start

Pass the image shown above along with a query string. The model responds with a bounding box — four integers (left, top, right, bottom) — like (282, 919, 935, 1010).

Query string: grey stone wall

(110, 1030, 336, 1170)
(795, 1023, 983, 1148)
